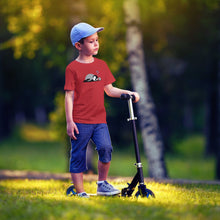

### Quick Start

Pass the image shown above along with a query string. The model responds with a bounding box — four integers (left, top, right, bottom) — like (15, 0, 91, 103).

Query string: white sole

(97, 191, 120, 196)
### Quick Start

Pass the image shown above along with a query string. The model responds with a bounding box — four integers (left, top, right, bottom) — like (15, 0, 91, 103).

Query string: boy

(64, 22, 140, 198)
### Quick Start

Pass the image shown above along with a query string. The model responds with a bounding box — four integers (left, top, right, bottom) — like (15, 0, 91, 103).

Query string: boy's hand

(67, 121, 79, 140)
(129, 92, 140, 103)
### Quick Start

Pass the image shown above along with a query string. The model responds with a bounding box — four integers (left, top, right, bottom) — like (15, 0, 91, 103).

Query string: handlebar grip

(120, 94, 135, 101)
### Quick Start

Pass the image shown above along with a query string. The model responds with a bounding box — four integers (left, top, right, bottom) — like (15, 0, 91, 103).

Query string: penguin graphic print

(84, 71, 101, 82)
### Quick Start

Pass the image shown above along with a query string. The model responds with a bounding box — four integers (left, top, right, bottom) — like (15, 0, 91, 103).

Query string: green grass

(0, 179, 219, 220)
(0, 125, 219, 219)
(0, 123, 216, 180)
(0, 137, 215, 180)
(165, 135, 215, 180)
(0, 138, 67, 173)
(110, 135, 216, 180)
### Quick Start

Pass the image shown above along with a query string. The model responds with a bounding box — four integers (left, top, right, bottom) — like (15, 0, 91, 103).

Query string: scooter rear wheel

(66, 185, 77, 196)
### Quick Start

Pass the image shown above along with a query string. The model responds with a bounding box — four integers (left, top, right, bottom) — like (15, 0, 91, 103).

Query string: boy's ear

(75, 42, 81, 51)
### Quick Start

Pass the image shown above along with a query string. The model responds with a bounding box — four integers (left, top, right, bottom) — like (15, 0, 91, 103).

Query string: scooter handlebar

(120, 94, 135, 101)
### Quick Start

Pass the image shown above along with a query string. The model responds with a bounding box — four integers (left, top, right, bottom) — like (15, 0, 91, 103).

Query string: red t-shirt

(64, 58, 115, 124)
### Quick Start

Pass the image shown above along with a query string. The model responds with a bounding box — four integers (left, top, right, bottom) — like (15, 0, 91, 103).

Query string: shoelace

(101, 181, 114, 190)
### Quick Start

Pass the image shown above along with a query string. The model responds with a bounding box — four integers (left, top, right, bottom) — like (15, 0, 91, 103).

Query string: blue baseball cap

(70, 22, 104, 46)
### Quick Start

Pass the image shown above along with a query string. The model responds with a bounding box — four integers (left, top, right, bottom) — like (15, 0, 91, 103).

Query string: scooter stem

(120, 94, 155, 198)
(127, 98, 137, 121)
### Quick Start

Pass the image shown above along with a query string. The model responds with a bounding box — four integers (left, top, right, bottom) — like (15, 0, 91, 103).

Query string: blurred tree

(0, 0, 86, 137)
(138, 0, 220, 178)
(205, 41, 219, 157)
(0, 0, 86, 63)
(215, 23, 220, 179)
(204, 2, 220, 173)
(124, 0, 168, 178)
(139, 0, 220, 139)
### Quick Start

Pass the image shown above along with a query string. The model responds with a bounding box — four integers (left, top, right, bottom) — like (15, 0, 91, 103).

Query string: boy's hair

(78, 38, 85, 44)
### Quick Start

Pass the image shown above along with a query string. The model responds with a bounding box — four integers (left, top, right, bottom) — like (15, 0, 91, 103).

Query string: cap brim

(96, 27, 104, 32)
(81, 27, 104, 40)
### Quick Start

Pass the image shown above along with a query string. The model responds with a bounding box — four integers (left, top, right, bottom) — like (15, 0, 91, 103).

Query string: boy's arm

(65, 90, 79, 140)
(104, 84, 140, 103)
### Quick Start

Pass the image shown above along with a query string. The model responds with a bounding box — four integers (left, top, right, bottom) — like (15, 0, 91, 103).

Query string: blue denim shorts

(69, 123, 113, 173)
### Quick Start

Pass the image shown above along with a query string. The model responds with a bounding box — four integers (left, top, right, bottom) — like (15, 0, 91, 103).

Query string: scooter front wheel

(135, 188, 155, 198)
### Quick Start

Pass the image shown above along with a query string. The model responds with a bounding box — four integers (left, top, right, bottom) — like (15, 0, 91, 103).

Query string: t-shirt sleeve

(64, 66, 75, 91)
(103, 61, 116, 86)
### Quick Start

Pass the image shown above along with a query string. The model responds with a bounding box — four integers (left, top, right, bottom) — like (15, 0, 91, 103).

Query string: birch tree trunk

(123, 0, 168, 178)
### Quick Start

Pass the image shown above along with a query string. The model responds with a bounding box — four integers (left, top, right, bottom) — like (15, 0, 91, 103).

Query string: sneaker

(77, 192, 90, 198)
(97, 181, 120, 196)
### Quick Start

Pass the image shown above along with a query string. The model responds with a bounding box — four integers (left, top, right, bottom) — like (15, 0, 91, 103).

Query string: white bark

(124, 0, 167, 178)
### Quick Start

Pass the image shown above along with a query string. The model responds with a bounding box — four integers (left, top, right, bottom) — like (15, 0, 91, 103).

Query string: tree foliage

(137, 0, 220, 144)
(0, 0, 220, 156)
(0, 0, 83, 67)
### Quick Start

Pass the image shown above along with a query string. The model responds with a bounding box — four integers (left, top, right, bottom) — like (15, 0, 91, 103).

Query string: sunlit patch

(0, 179, 219, 220)
(19, 123, 56, 142)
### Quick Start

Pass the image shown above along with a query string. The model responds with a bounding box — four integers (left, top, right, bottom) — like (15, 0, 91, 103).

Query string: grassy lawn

(0, 123, 216, 180)
(0, 136, 215, 180)
(0, 138, 67, 173)
(0, 179, 219, 220)
(0, 124, 219, 219)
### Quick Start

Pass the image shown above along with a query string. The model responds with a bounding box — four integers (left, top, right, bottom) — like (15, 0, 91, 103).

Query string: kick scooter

(120, 94, 155, 198)
(66, 94, 155, 198)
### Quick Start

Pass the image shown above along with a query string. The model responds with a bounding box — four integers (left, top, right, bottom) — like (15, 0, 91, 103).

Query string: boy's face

(77, 32, 99, 56)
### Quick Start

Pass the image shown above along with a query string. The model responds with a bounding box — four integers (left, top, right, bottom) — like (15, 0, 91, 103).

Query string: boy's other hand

(67, 121, 79, 140)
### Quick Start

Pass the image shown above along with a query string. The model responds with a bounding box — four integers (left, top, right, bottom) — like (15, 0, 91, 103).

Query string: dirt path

(0, 169, 220, 185)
